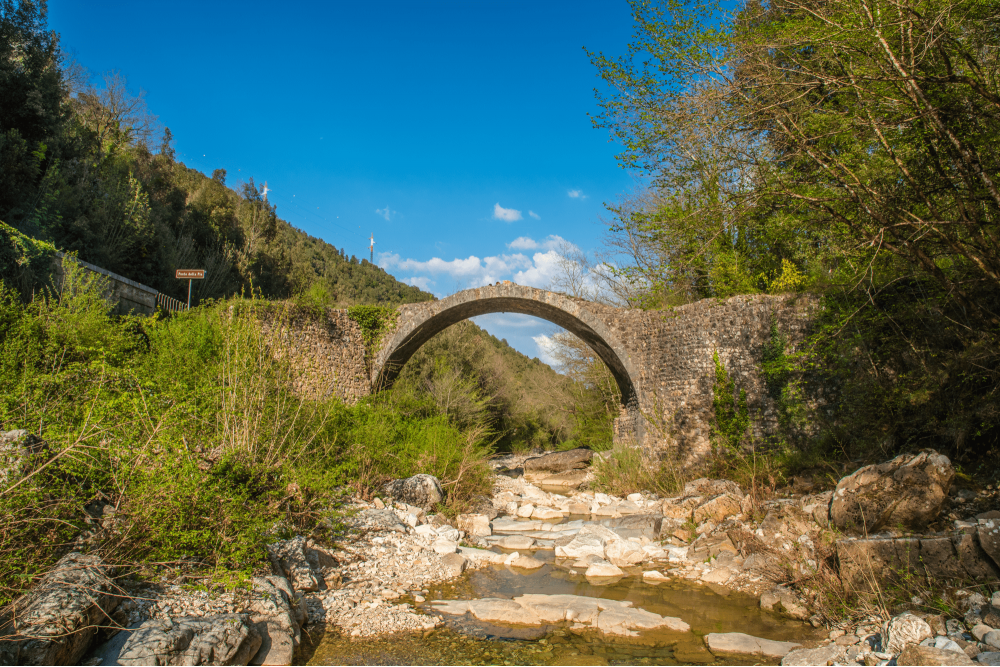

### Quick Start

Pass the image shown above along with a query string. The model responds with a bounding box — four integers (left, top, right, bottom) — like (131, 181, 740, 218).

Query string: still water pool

(301, 558, 822, 665)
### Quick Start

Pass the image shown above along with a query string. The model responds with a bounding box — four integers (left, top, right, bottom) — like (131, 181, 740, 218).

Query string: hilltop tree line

(589, 0, 1000, 465)
(0, 0, 431, 307)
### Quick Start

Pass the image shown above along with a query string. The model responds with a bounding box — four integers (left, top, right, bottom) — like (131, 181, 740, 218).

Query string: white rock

(509, 555, 545, 569)
(432, 539, 458, 555)
(705, 632, 802, 659)
(516, 504, 535, 518)
(605, 540, 645, 567)
(436, 526, 460, 542)
(585, 562, 624, 578)
(531, 506, 563, 520)
(593, 505, 622, 518)
(555, 534, 606, 560)
(642, 544, 667, 560)
(627, 493, 643, 502)
(701, 567, 732, 584)
(456, 514, 491, 537)
(642, 570, 668, 581)
(931, 636, 964, 654)
(414, 524, 437, 537)
(504, 502, 518, 515)
(496, 535, 535, 550)
(666, 546, 689, 563)
(884, 612, 933, 654)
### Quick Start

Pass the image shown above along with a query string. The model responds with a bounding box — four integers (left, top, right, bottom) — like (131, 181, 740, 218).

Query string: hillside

(394, 320, 618, 453)
(0, 5, 430, 307)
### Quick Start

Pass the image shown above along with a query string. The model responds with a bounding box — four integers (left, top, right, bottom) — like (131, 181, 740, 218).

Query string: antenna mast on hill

(369, 233, 375, 263)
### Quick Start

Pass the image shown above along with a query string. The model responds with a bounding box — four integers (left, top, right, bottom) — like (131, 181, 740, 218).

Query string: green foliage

(760, 315, 790, 400)
(710, 350, 749, 453)
(0, 7, 433, 308)
(591, 442, 686, 497)
(347, 304, 397, 361)
(592, 0, 1000, 466)
(392, 320, 612, 453)
(0, 275, 488, 601)
(0, 220, 57, 296)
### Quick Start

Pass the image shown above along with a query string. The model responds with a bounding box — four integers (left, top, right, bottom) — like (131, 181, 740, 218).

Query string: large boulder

(118, 614, 261, 666)
(836, 533, 1000, 590)
(380, 474, 443, 510)
(523, 448, 592, 474)
(0, 553, 119, 666)
(830, 450, 954, 532)
(760, 586, 809, 620)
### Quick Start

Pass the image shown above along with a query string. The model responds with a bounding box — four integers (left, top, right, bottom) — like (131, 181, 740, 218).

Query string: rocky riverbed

(2, 446, 999, 665)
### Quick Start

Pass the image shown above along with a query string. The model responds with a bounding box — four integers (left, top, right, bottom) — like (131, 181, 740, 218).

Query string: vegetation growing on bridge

(347, 304, 398, 364)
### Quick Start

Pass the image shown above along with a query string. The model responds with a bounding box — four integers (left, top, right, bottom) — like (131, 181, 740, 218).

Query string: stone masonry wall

(261, 308, 369, 404)
(619, 293, 821, 463)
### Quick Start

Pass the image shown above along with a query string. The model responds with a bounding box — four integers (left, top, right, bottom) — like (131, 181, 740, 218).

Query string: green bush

(0, 272, 492, 602)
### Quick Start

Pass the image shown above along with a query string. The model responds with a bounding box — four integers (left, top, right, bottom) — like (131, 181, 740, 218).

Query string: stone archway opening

(372, 284, 643, 445)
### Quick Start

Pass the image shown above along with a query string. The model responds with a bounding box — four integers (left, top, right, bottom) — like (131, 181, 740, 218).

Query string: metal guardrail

(156, 292, 188, 314)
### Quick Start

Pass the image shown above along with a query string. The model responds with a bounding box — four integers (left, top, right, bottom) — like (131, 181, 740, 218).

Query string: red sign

(175, 269, 205, 279)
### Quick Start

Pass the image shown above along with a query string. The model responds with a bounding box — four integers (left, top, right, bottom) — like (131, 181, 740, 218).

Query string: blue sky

(48, 0, 638, 364)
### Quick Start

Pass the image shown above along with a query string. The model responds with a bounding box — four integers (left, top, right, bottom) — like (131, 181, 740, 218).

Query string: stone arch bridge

(366, 284, 817, 462)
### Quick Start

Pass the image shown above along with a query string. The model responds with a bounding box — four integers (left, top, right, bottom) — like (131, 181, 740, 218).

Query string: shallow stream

(301, 551, 822, 665)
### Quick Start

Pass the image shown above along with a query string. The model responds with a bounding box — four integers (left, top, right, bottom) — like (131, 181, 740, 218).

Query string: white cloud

(405, 276, 433, 291)
(380, 252, 532, 288)
(380, 235, 587, 296)
(533, 334, 560, 367)
(513, 250, 563, 288)
(567, 189, 587, 199)
(493, 202, 522, 222)
(507, 236, 540, 250)
(506, 235, 571, 252)
(375, 205, 395, 221)
(529, 210, 540, 220)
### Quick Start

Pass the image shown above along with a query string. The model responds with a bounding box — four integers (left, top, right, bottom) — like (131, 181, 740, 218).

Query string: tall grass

(0, 260, 492, 604)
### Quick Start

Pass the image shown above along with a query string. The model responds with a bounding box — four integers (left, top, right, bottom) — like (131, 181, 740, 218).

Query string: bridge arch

(372, 284, 642, 440)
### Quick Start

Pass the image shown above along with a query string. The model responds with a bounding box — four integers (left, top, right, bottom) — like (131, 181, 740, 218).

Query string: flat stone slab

(705, 632, 802, 659)
(781, 645, 847, 666)
(430, 593, 690, 637)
